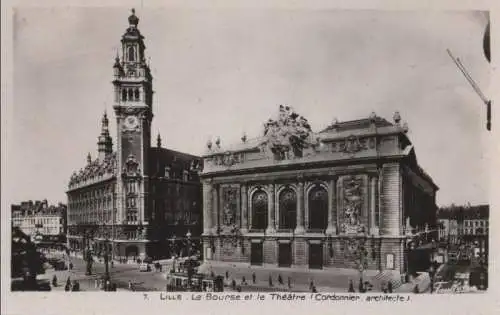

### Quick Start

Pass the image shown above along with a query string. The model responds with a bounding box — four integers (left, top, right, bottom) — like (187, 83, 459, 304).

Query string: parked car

(139, 263, 151, 272)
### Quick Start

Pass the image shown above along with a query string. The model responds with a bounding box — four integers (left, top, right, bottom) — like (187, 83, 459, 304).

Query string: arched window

(134, 88, 140, 101)
(122, 89, 127, 101)
(128, 89, 133, 101)
(308, 184, 328, 230)
(279, 188, 296, 229)
(128, 46, 135, 62)
(251, 190, 268, 230)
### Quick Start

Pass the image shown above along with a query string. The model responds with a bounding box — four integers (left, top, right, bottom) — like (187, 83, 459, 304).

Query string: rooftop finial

(128, 8, 139, 26)
(87, 152, 92, 164)
(393, 111, 401, 125)
(241, 132, 247, 143)
(157, 133, 162, 147)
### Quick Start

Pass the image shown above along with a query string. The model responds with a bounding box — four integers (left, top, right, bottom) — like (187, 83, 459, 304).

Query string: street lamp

(186, 230, 192, 257)
(102, 223, 111, 282)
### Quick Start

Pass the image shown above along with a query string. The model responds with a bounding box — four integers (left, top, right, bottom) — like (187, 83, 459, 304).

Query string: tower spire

(98, 112, 113, 160)
(157, 132, 162, 148)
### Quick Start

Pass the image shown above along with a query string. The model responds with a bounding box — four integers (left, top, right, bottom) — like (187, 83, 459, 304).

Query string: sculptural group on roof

(261, 105, 314, 160)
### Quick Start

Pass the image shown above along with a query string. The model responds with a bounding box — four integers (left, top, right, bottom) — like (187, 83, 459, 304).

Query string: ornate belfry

(201, 105, 438, 276)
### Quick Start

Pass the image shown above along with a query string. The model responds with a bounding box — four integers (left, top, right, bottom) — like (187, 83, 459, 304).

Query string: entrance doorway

(251, 242, 263, 265)
(278, 243, 292, 267)
(309, 243, 323, 269)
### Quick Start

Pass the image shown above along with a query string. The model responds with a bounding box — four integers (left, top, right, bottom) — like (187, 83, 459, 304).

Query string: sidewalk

(199, 261, 380, 293)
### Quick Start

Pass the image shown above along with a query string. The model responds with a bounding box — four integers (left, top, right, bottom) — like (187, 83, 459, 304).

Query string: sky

(7, 8, 490, 207)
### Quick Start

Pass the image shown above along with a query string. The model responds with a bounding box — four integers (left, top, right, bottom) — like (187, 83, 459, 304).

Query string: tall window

(279, 188, 296, 229)
(134, 88, 140, 101)
(128, 46, 135, 62)
(308, 185, 328, 230)
(251, 190, 268, 230)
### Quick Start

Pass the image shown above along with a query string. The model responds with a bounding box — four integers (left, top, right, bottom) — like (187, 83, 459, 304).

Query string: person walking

(268, 275, 273, 287)
(278, 274, 283, 285)
(287, 276, 291, 289)
(252, 272, 256, 284)
(348, 279, 355, 293)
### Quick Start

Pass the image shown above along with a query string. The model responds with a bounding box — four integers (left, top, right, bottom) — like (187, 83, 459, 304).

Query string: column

(241, 184, 248, 233)
(266, 184, 276, 234)
(211, 185, 219, 234)
(295, 182, 305, 234)
(377, 170, 383, 235)
(326, 178, 337, 235)
(370, 176, 379, 235)
(202, 182, 213, 235)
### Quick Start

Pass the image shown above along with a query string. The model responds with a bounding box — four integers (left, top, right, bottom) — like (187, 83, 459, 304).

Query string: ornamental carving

(68, 153, 117, 187)
(208, 152, 242, 167)
(260, 105, 314, 160)
(123, 154, 141, 176)
(338, 135, 367, 155)
(342, 238, 369, 268)
(222, 187, 238, 227)
(340, 176, 366, 234)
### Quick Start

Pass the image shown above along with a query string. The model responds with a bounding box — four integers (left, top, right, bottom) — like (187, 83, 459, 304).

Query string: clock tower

(112, 9, 153, 243)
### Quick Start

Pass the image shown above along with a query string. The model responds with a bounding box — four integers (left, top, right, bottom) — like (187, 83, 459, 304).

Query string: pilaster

(266, 183, 276, 234)
(326, 177, 337, 235)
(241, 183, 248, 233)
(295, 181, 305, 234)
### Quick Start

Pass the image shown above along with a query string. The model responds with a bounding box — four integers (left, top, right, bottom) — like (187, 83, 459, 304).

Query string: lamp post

(186, 230, 192, 257)
(102, 223, 110, 282)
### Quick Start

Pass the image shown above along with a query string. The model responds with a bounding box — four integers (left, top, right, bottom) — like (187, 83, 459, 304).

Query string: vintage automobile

(139, 262, 151, 272)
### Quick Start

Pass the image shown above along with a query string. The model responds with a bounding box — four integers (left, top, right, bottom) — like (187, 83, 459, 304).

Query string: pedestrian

(268, 274, 273, 287)
(287, 276, 291, 289)
(348, 279, 355, 293)
(65, 283, 71, 292)
(278, 274, 283, 285)
(232, 279, 236, 290)
(382, 282, 388, 293)
(309, 279, 314, 291)
(128, 280, 133, 291)
(66, 276, 71, 288)
(413, 284, 419, 294)
(225, 270, 229, 279)
(72, 281, 80, 292)
(69, 262, 73, 270)
(311, 286, 317, 293)
(95, 279, 99, 289)
(252, 272, 256, 284)
(52, 275, 58, 287)
(358, 278, 365, 293)
(242, 276, 247, 285)
(387, 281, 393, 293)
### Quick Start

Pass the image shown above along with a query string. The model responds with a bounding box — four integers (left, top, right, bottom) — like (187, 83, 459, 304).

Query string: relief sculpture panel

(340, 175, 367, 234)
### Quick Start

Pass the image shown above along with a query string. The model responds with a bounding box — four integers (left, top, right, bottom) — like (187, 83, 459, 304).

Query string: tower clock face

(124, 115, 139, 130)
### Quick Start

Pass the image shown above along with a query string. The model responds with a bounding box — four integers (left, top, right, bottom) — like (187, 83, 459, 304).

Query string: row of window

(464, 221, 488, 227)
(249, 185, 379, 230)
(121, 87, 141, 102)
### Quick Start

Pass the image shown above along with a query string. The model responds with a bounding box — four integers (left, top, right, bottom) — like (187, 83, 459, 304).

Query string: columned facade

(201, 108, 438, 277)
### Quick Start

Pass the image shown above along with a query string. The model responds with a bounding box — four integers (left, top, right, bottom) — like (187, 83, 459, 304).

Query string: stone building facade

(11, 200, 67, 240)
(200, 106, 438, 276)
(66, 10, 202, 262)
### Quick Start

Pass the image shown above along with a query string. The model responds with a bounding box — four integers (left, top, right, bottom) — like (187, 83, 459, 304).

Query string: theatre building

(200, 106, 438, 277)
(66, 11, 203, 262)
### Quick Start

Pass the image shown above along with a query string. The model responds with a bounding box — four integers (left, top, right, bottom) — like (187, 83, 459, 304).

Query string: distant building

(11, 200, 67, 242)
(66, 10, 203, 262)
(200, 106, 438, 278)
